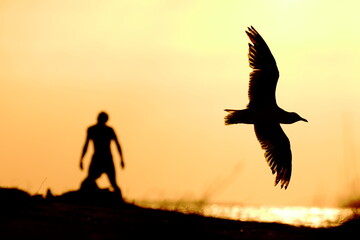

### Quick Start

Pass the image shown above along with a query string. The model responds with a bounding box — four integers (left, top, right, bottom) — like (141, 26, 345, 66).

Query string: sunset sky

(1, 0, 360, 207)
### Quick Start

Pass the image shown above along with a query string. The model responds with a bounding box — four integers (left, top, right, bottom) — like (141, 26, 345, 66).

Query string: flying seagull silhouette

(224, 26, 307, 189)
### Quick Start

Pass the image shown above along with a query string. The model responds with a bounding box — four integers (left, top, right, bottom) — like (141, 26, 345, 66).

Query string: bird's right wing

(246, 26, 279, 109)
(254, 123, 292, 189)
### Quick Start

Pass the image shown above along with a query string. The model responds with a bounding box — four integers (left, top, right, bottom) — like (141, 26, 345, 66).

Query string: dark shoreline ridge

(0, 187, 359, 240)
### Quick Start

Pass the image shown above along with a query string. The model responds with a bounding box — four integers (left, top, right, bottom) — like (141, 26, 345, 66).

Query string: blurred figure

(79, 112, 125, 196)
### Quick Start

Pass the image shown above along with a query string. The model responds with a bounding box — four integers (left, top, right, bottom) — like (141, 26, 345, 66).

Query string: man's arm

(113, 131, 125, 169)
(80, 129, 91, 170)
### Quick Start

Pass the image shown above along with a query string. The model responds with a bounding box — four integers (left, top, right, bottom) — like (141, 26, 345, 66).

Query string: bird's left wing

(246, 26, 279, 109)
(254, 123, 292, 189)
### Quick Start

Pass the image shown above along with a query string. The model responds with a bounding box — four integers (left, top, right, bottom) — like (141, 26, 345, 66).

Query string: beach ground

(0, 187, 358, 240)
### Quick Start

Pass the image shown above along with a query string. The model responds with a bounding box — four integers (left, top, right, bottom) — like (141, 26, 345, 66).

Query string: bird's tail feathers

(224, 109, 238, 125)
(224, 109, 251, 125)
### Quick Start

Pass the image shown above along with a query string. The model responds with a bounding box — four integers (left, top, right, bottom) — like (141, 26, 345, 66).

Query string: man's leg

(106, 167, 123, 198)
(80, 175, 99, 191)
(80, 158, 102, 191)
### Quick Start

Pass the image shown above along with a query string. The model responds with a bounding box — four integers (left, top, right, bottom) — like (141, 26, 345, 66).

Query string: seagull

(224, 26, 307, 189)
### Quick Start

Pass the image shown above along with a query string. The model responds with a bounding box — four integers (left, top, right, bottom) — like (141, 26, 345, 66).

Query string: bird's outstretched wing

(246, 26, 279, 109)
(254, 123, 292, 189)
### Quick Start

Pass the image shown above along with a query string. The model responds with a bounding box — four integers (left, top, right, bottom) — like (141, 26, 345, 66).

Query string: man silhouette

(79, 112, 125, 195)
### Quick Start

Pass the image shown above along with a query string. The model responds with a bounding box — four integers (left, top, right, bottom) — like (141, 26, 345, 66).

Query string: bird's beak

(301, 118, 308, 122)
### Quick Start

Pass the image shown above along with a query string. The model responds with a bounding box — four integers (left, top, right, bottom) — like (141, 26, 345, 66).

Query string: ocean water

(136, 201, 358, 228)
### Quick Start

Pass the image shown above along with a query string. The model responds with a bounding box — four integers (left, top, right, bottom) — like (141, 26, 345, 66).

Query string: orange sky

(1, 0, 360, 207)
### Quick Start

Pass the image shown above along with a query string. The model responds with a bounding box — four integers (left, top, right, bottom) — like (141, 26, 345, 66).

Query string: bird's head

(283, 112, 308, 124)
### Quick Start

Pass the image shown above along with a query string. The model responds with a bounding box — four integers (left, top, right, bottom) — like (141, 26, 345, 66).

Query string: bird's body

(225, 26, 307, 189)
(225, 108, 304, 124)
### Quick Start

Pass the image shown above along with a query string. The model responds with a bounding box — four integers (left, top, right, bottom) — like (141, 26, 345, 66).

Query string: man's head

(97, 111, 109, 124)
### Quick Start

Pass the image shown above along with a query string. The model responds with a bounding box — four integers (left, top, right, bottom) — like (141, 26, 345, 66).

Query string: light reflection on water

(136, 201, 357, 228)
(203, 205, 355, 228)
